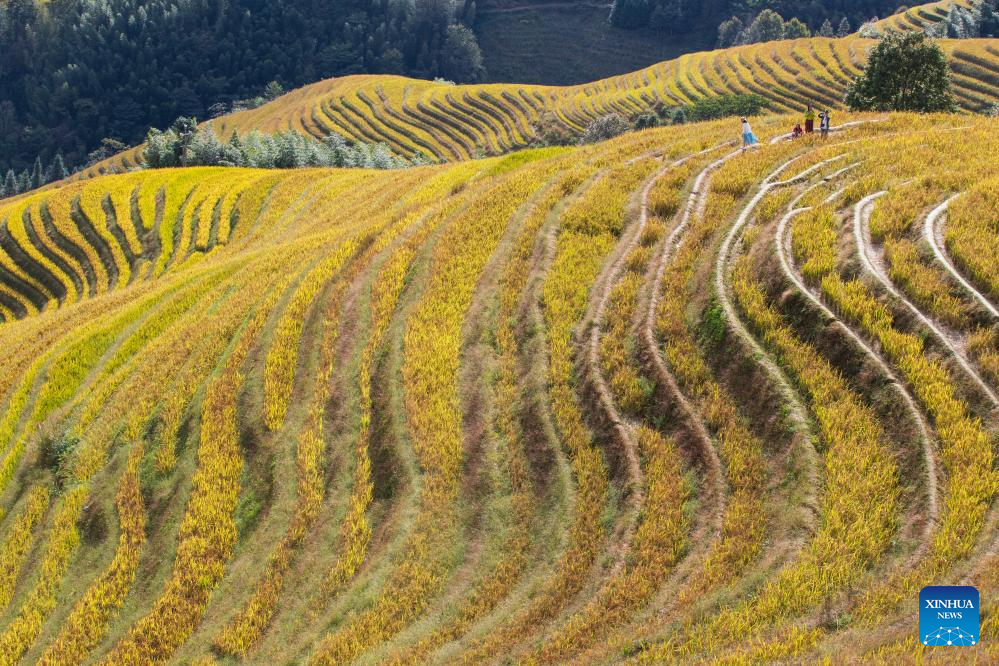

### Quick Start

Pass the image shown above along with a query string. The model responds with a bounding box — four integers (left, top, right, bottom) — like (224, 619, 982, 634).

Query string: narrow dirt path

(639, 148, 739, 534)
(691, 169, 942, 664)
(854, 193, 999, 410)
(592, 153, 845, 666)
(689, 156, 924, 665)
(441, 171, 607, 666)
(713, 155, 830, 525)
(557, 145, 739, 665)
(924, 196, 999, 320)
(581, 151, 717, 579)
(776, 205, 940, 542)
(579, 169, 655, 576)
(767, 118, 886, 145)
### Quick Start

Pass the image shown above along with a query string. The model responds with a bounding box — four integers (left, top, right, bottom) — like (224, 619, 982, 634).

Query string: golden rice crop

(101, 269, 288, 664)
(308, 156, 563, 665)
(787, 157, 998, 619)
(388, 161, 593, 665)
(947, 175, 999, 304)
(0, 485, 49, 612)
(37, 446, 145, 665)
(212, 171, 465, 655)
(2, 103, 999, 665)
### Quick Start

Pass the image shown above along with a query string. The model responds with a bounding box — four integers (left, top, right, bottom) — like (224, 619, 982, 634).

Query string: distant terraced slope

(76, 36, 999, 179)
(875, 0, 981, 32)
(475, 0, 977, 86)
(2, 112, 999, 663)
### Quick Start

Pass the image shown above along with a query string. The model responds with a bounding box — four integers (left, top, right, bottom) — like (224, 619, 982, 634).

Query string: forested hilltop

(0, 0, 485, 173)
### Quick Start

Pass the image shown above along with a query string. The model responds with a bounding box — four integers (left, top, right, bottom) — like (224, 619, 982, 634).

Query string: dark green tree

(649, 0, 685, 32)
(717, 16, 744, 47)
(264, 80, 285, 101)
(86, 138, 129, 167)
(0, 170, 14, 197)
(818, 19, 834, 37)
(0, 0, 481, 174)
(50, 153, 69, 181)
(783, 17, 811, 38)
(461, 0, 477, 25)
(170, 117, 199, 166)
(29, 156, 44, 188)
(747, 9, 786, 43)
(837, 17, 852, 37)
(981, 0, 999, 36)
(379, 48, 406, 74)
(440, 25, 485, 83)
(142, 124, 415, 170)
(846, 32, 957, 112)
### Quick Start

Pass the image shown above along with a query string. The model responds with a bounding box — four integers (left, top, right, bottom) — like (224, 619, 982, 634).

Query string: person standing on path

(741, 117, 759, 149)
(804, 104, 816, 133)
(820, 110, 831, 138)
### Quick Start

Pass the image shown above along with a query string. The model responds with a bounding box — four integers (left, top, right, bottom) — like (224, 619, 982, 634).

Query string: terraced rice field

(874, 0, 981, 32)
(74, 34, 999, 180)
(0, 108, 998, 664)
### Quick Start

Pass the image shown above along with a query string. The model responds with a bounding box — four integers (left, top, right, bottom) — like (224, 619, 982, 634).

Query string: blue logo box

(919, 586, 979, 646)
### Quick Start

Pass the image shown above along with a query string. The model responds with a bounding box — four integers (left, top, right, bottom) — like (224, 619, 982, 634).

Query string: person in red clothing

(791, 123, 804, 139)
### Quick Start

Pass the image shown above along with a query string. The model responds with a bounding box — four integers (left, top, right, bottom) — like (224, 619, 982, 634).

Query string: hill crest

(74, 35, 999, 182)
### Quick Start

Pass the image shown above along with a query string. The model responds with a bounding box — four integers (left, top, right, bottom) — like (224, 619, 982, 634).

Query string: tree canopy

(0, 0, 485, 174)
(144, 119, 421, 170)
(846, 31, 957, 113)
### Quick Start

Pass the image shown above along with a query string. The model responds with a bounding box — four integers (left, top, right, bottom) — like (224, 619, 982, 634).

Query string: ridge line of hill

(65, 34, 999, 187)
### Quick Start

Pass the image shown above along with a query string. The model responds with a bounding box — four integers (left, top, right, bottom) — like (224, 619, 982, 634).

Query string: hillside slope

(475, 1, 697, 84)
(874, 0, 981, 32)
(1, 112, 999, 663)
(78, 36, 999, 178)
(473, 0, 973, 85)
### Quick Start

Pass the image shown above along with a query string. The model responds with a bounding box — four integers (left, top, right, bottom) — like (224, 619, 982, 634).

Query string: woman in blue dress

(741, 117, 759, 149)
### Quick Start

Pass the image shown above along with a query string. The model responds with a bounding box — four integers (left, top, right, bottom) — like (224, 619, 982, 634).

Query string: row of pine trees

(144, 119, 423, 170)
(0, 154, 70, 198)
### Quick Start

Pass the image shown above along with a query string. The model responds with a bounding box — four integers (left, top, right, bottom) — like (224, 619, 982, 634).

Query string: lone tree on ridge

(846, 31, 956, 112)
